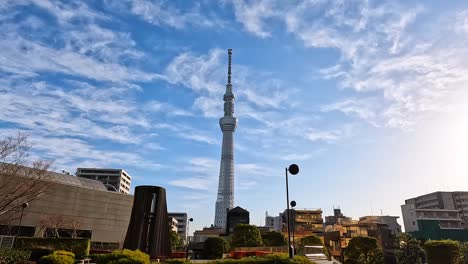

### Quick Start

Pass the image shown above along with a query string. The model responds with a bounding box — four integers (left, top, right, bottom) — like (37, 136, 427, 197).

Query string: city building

(358, 216, 401, 235)
(0, 167, 133, 243)
(401, 191, 468, 232)
(192, 227, 224, 243)
(168, 213, 189, 243)
(265, 212, 282, 231)
(214, 49, 238, 229)
(324, 208, 352, 226)
(226, 206, 249, 235)
(323, 213, 401, 262)
(76, 168, 132, 194)
(281, 209, 324, 238)
(169, 217, 178, 232)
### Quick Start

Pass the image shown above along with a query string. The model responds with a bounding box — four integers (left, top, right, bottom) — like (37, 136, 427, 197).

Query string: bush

(0, 248, 30, 264)
(29, 248, 53, 262)
(262, 231, 287, 246)
(300, 235, 322, 246)
(231, 224, 263, 248)
(211, 254, 312, 264)
(16, 237, 90, 259)
(39, 254, 74, 264)
(204, 237, 230, 259)
(424, 240, 461, 264)
(96, 249, 151, 264)
(39, 250, 75, 264)
(163, 258, 191, 264)
(344, 236, 384, 264)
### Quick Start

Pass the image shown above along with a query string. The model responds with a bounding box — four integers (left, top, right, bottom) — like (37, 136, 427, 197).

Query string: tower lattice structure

(214, 49, 237, 228)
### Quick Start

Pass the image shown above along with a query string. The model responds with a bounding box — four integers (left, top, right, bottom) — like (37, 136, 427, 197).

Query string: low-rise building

(0, 167, 133, 243)
(265, 212, 282, 231)
(281, 209, 324, 238)
(192, 227, 224, 243)
(402, 191, 468, 230)
(169, 217, 178, 232)
(76, 168, 132, 194)
(226, 206, 249, 235)
(168, 213, 189, 243)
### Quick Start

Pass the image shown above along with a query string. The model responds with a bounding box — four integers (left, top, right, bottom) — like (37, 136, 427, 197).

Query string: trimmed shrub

(424, 240, 460, 264)
(39, 254, 74, 264)
(96, 249, 151, 264)
(300, 235, 322, 246)
(16, 237, 90, 259)
(211, 254, 312, 264)
(0, 248, 30, 264)
(261, 231, 287, 246)
(163, 258, 191, 264)
(29, 248, 53, 262)
(204, 237, 230, 259)
(39, 250, 75, 264)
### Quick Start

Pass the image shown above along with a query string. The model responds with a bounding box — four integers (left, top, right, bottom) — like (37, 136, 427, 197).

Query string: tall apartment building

(168, 212, 189, 242)
(401, 191, 468, 232)
(76, 168, 131, 194)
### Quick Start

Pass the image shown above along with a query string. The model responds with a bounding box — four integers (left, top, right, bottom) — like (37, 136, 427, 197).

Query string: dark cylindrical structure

(123, 186, 171, 259)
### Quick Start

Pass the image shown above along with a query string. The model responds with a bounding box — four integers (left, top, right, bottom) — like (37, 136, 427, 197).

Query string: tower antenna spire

(227, 49, 232, 85)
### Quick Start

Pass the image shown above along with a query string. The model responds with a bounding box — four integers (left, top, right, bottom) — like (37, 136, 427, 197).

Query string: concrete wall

(16, 180, 133, 243)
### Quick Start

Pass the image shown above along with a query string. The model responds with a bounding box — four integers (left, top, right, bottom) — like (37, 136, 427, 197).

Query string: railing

(0, 235, 15, 248)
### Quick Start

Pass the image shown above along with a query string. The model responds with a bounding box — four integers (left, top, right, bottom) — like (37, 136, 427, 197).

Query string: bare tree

(37, 215, 82, 238)
(0, 133, 53, 221)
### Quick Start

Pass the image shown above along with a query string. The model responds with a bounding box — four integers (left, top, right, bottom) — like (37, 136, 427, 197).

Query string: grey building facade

(168, 212, 189, 243)
(402, 191, 468, 232)
(0, 169, 133, 243)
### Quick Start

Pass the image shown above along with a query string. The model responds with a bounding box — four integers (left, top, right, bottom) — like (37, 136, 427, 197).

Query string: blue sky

(1, 0, 468, 232)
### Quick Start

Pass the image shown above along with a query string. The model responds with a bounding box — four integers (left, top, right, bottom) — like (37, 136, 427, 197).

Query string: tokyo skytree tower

(214, 49, 237, 228)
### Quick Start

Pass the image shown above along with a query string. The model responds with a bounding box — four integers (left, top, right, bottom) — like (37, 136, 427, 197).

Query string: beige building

(76, 168, 132, 194)
(402, 191, 468, 232)
(1, 169, 133, 243)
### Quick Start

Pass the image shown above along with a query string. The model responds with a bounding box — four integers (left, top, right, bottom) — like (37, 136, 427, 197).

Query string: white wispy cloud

(146, 100, 194, 117)
(121, 0, 225, 29)
(306, 129, 341, 143)
(230, 0, 468, 130)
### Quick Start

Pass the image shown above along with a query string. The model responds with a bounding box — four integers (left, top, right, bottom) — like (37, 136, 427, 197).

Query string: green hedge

(96, 249, 151, 264)
(162, 259, 191, 264)
(424, 240, 460, 264)
(211, 254, 312, 264)
(0, 248, 30, 264)
(16, 237, 90, 259)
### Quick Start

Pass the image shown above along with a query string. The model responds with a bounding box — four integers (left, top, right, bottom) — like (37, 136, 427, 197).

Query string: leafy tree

(344, 236, 384, 264)
(300, 234, 322, 245)
(261, 231, 287, 246)
(424, 240, 460, 264)
(395, 233, 424, 264)
(230, 224, 263, 248)
(203, 237, 229, 259)
(169, 229, 184, 250)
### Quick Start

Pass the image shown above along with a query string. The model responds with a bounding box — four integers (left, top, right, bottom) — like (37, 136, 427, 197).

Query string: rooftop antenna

(227, 48, 232, 85)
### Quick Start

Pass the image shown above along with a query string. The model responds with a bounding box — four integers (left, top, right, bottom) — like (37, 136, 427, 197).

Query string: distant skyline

(1, 0, 467, 233)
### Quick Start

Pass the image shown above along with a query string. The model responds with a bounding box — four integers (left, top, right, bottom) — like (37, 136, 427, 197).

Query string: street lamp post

(290, 200, 297, 253)
(185, 217, 193, 260)
(15, 202, 29, 247)
(285, 164, 299, 259)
